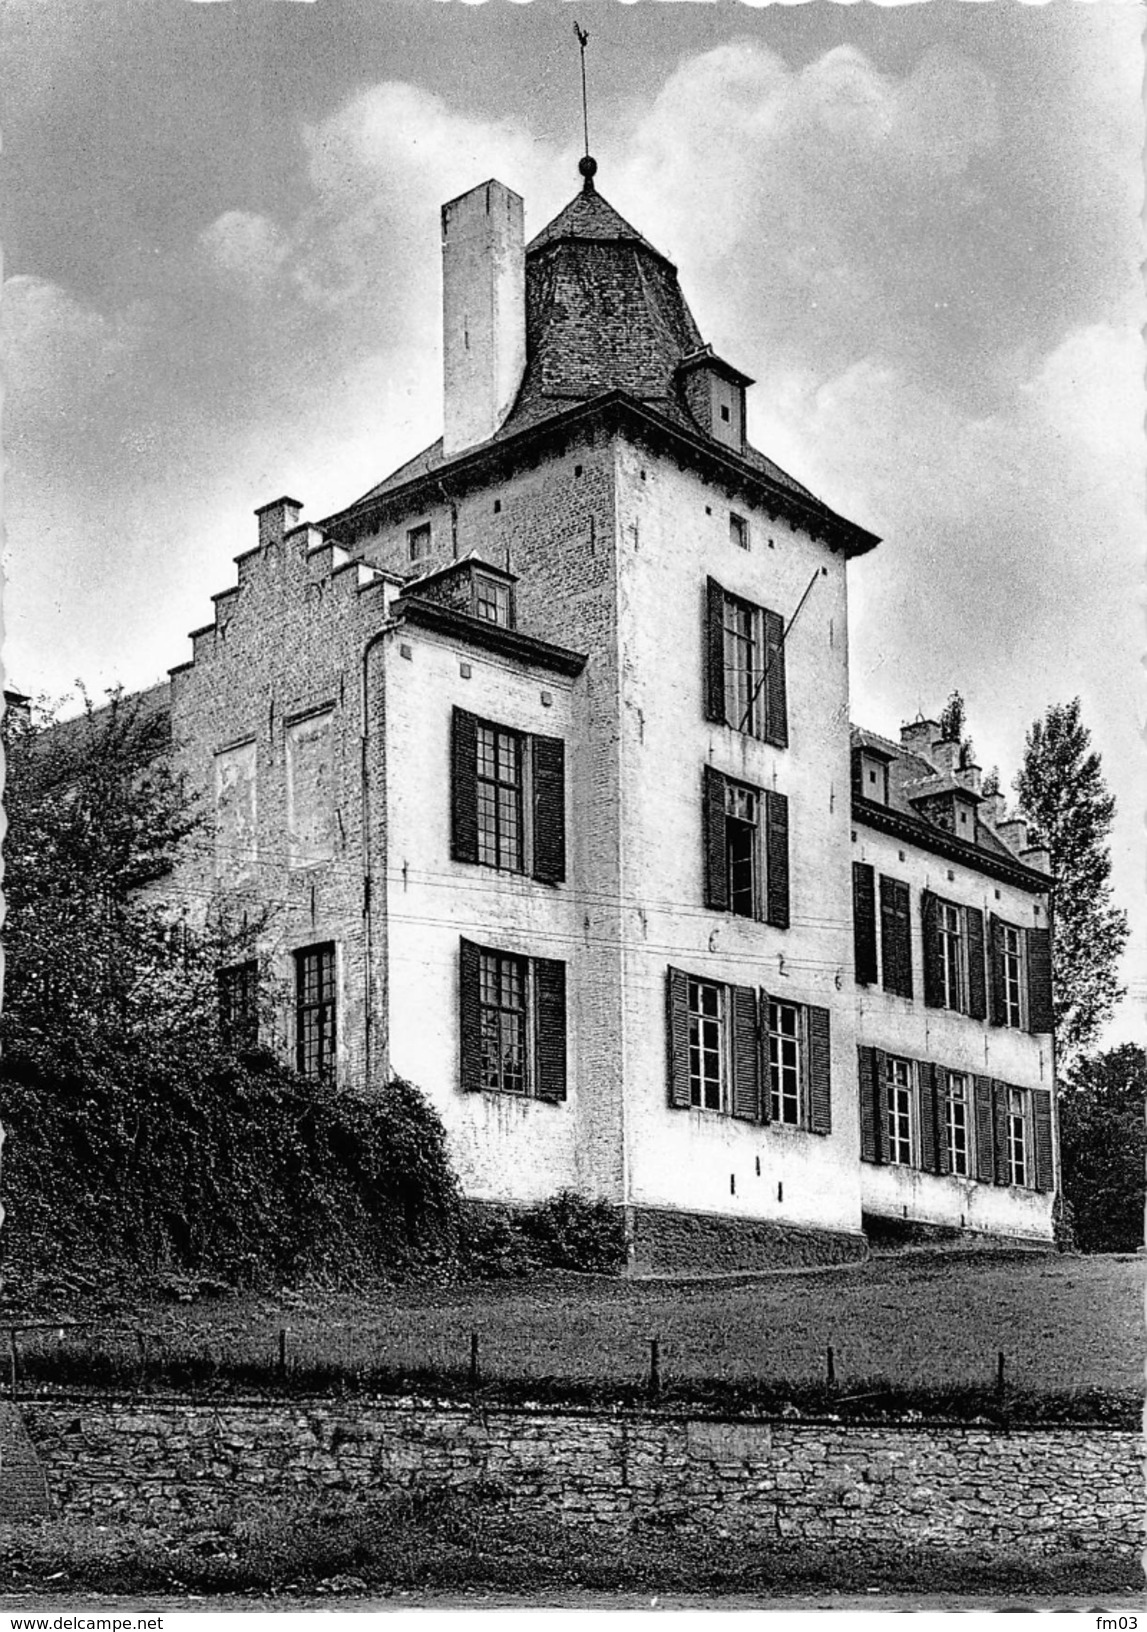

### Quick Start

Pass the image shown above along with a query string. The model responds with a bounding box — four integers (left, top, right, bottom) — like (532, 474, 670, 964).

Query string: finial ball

(578, 154, 598, 181)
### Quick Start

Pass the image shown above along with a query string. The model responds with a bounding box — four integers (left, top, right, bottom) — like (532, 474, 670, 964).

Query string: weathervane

(573, 21, 597, 189)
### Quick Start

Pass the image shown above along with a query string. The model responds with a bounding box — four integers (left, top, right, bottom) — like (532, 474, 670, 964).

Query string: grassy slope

(19, 1250, 1142, 1400)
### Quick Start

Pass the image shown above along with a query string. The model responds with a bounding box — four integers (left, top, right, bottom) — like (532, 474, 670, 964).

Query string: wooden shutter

(705, 578, 726, 724)
(988, 915, 1007, 1026)
(852, 862, 877, 985)
(858, 1045, 884, 1164)
(1032, 1088, 1055, 1192)
(966, 907, 987, 1020)
(533, 957, 567, 1102)
(759, 990, 774, 1124)
(764, 789, 790, 929)
(451, 709, 479, 864)
(702, 765, 728, 911)
(918, 1061, 939, 1174)
(992, 1081, 1011, 1186)
(763, 607, 788, 749)
(730, 985, 760, 1122)
(1027, 927, 1054, 1035)
(934, 1068, 952, 1176)
(459, 938, 483, 1092)
(880, 876, 913, 998)
(921, 891, 944, 1009)
(531, 734, 566, 885)
(807, 1004, 831, 1135)
(666, 967, 691, 1109)
(973, 1075, 995, 1183)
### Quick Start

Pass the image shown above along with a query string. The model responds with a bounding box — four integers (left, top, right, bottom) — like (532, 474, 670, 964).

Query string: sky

(1, 0, 1144, 1044)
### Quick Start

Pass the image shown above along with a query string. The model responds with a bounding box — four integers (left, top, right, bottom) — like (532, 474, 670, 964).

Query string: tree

(1014, 699, 1129, 1062)
(0, 690, 461, 1293)
(938, 689, 976, 773)
(1057, 1045, 1145, 1253)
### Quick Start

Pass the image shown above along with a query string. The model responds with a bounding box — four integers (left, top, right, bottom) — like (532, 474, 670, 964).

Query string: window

(725, 781, 758, 916)
(945, 1070, 972, 1176)
(989, 916, 1046, 1031)
(295, 943, 336, 1080)
(885, 1055, 916, 1166)
(705, 579, 787, 748)
(923, 892, 986, 1018)
(768, 1000, 803, 1124)
(459, 940, 566, 1101)
(407, 522, 431, 563)
(1002, 925, 1026, 1028)
(452, 710, 566, 885)
(729, 512, 749, 550)
(852, 862, 878, 985)
(479, 949, 527, 1095)
(218, 960, 259, 1053)
(668, 970, 831, 1132)
(689, 978, 725, 1111)
(702, 766, 789, 928)
(885, 1056, 916, 1165)
(476, 723, 524, 872)
(938, 901, 967, 1011)
(1007, 1086, 1029, 1187)
(473, 573, 512, 627)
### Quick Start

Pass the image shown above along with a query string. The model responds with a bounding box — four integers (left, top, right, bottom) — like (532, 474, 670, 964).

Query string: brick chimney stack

(441, 180, 526, 459)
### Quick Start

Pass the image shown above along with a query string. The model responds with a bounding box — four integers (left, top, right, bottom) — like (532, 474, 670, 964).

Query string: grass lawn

(12, 1250, 1141, 1412)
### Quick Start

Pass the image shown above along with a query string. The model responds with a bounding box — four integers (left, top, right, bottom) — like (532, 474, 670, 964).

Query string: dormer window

(473, 572, 513, 627)
(678, 349, 753, 455)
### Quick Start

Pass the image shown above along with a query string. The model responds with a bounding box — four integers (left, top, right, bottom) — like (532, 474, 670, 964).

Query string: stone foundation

(628, 1205, 869, 1274)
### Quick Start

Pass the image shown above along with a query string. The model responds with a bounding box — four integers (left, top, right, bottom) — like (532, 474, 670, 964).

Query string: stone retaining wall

(21, 1400, 1139, 1555)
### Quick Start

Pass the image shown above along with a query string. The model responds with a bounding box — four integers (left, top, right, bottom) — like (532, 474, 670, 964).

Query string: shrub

(519, 1191, 627, 1273)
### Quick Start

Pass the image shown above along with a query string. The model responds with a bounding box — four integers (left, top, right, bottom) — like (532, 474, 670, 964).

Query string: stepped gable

(342, 172, 819, 513)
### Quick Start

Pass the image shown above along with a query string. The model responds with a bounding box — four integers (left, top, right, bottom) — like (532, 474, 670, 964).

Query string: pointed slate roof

(335, 169, 857, 530)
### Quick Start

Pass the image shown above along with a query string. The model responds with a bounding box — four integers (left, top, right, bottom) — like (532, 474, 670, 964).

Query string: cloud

(198, 210, 290, 292)
(2, 276, 142, 436)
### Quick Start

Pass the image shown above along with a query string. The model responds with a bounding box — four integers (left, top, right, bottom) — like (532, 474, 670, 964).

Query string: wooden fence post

(648, 1337, 661, 1401)
(826, 1345, 836, 1388)
(469, 1331, 480, 1391)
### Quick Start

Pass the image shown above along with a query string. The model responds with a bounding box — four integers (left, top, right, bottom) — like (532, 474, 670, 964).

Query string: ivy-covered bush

(460, 1191, 627, 1279)
(0, 1059, 460, 1296)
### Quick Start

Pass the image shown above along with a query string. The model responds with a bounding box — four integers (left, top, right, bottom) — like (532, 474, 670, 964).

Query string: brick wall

(24, 1399, 1139, 1556)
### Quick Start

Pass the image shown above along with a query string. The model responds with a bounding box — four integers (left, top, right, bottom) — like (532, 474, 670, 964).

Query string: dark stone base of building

(861, 1210, 1055, 1254)
(626, 1205, 869, 1276)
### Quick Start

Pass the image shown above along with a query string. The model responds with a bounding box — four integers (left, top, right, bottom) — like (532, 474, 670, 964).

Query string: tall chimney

(441, 180, 525, 459)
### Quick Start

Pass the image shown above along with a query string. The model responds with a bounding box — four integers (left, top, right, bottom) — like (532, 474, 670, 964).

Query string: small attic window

(473, 573, 513, 628)
(730, 513, 749, 550)
(720, 404, 730, 423)
(407, 522, 431, 563)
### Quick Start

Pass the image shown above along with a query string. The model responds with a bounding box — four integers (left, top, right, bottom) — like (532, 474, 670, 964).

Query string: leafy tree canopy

(1014, 699, 1129, 1062)
(1058, 1045, 1145, 1254)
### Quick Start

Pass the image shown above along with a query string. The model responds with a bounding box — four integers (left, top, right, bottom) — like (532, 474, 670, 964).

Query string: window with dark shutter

(703, 765, 729, 911)
(858, 1045, 884, 1163)
(666, 966, 692, 1109)
(852, 862, 877, 985)
(705, 578, 726, 724)
(531, 734, 566, 885)
(730, 985, 761, 1122)
(459, 938, 483, 1092)
(763, 607, 788, 749)
(991, 1080, 1011, 1186)
(1027, 927, 1054, 1035)
(764, 789, 790, 929)
(451, 708, 479, 864)
(973, 1074, 995, 1183)
(988, 914, 1007, 1025)
(917, 1062, 939, 1174)
(966, 907, 987, 1020)
(1032, 1087, 1055, 1192)
(879, 876, 913, 998)
(921, 890, 944, 1009)
(534, 958, 567, 1102)
(807, 1004, 831, 1134)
